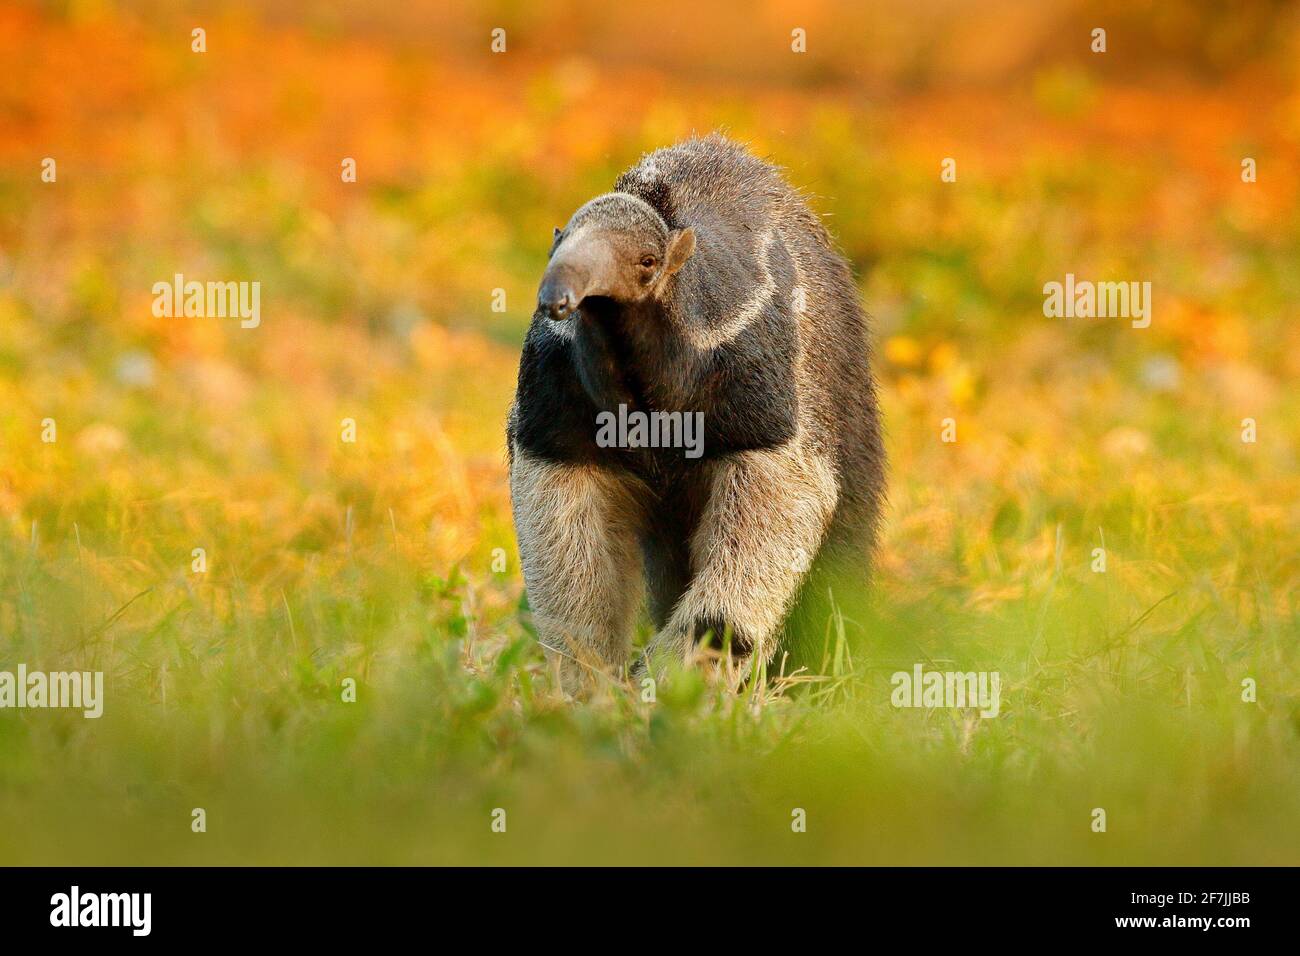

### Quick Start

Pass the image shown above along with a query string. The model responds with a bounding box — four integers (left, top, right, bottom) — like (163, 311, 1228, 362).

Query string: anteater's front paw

(634, 616, 755, 688)
(689, 616, 752, 657)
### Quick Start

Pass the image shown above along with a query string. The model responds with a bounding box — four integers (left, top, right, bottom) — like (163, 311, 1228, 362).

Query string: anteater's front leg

(644, 438, 838, 677)
(510, 446, 646, 694)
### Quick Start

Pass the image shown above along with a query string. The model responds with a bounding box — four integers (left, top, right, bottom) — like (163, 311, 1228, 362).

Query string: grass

(0, 4, 1298, 865)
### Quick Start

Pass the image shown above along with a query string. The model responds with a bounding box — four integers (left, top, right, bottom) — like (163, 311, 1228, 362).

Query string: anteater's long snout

(538, 231, 607, 321)
(537, 266, 580, 321)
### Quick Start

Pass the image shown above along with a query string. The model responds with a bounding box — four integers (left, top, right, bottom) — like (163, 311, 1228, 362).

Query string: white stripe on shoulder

(684, 229, 778, 350)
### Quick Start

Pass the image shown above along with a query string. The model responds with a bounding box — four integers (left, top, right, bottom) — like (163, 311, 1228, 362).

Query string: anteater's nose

(537, 280, 576, 321)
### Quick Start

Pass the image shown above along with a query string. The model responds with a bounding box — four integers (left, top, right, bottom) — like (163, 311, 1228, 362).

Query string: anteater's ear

(664, 227, 696, 275)
(549, 226, 563, 257)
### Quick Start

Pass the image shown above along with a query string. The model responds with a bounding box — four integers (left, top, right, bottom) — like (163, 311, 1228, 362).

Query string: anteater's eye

(639, 255, 657, 269)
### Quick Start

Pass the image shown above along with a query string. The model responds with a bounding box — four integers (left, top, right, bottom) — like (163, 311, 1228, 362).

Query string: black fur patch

(700, 317, 798, 455)
(570, 297, 646, 412)
(691, 615, 752, 654)
(511, 292, 798, 467)
(509, 322, 604, 464)
(639, 179, 677, 229)
(615, 171, 678, 229)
